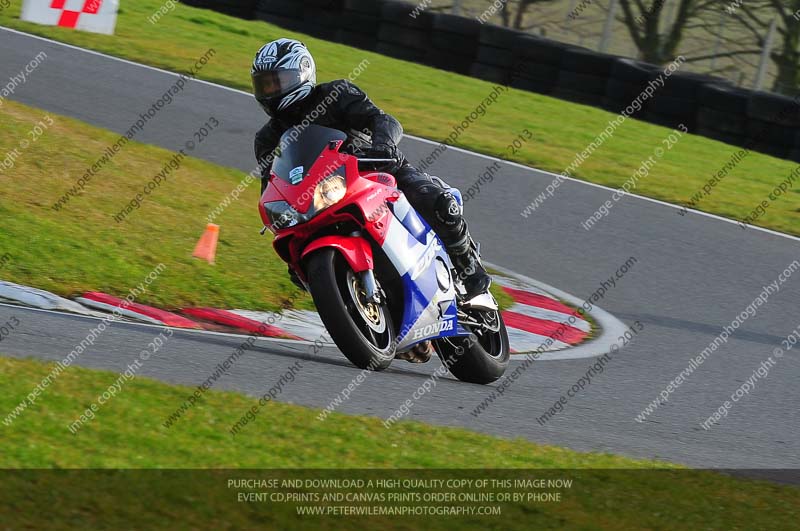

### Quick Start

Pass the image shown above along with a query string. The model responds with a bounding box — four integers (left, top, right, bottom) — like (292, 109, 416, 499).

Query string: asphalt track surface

(2, 27, 799, 468)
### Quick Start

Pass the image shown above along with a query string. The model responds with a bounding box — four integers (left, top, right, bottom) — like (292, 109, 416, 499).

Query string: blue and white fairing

(379, 194, 471, 350)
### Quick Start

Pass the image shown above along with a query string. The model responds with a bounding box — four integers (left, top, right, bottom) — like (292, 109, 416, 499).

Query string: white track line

(2, 25, 798, 244)
(74, 297, 165, 325)
(506, 327, 571, 352)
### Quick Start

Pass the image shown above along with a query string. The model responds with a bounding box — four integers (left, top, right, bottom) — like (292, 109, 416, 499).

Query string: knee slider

(434, 191, 463, 227)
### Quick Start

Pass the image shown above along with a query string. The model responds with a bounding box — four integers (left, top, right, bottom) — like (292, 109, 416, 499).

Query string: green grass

(1, 355, 798, 528)
(1, 1, 798, 235)
(0, 356, 656, 468)
(0, 99, 303, 311)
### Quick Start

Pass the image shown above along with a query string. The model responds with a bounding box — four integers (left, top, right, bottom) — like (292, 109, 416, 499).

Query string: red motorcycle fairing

(258, 137, 398, 281)
(301, 235, 373, 272)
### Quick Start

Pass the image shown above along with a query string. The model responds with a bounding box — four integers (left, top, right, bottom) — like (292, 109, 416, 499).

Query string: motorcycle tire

(434, 314, 510, 384)
(307, 248, 396, 371)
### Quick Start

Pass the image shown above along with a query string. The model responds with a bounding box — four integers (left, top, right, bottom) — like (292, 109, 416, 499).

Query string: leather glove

(364, 142, 398, 159)
(363, 143, 401, 173)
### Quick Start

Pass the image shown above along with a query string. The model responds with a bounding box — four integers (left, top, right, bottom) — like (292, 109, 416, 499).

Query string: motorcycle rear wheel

(306, 248, 396, 371)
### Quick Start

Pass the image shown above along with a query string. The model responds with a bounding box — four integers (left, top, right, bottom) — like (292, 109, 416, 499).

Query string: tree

(513, 0, 536, 29)
(494, 0, 555, 30)
(617, 0, 717, 64)
(732, 0, 800, 95)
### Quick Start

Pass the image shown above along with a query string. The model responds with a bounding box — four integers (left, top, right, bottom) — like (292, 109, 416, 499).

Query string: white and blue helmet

(251, 38, 316, 116)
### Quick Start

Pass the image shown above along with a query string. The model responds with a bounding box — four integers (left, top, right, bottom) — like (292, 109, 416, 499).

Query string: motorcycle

(258, 124, 509, 384)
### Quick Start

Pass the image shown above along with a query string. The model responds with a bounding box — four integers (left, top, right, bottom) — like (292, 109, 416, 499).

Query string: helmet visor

(252, 69, 302, 100)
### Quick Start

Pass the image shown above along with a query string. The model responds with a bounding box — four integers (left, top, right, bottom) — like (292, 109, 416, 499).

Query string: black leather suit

(255, 79, 472, 257)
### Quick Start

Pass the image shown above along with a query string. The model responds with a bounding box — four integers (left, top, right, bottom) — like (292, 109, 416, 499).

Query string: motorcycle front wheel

(306, 248, 396, 371)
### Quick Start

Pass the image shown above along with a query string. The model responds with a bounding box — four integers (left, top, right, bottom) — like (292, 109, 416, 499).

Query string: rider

(252, 38, 491, 299)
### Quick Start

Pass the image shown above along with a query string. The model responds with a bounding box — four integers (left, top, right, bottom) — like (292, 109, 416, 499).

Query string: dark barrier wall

(183, 0, 800, 163)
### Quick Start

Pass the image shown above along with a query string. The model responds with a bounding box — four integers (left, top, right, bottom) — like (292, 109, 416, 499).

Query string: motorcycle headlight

(313, 175, 347, 212)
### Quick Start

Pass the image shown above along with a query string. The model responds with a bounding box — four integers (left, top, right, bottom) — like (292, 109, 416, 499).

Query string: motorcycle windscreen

(272, 124, 348, 185)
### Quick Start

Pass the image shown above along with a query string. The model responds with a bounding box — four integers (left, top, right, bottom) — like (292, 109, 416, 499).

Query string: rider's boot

(446, 224, 492, 300)
(396, 341, 433, 363)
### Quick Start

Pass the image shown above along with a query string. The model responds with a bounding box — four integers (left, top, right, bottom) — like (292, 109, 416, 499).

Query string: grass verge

(0, 99, 302, 311)
(1, 356, 798, 528)
(0, 2, 798, 235)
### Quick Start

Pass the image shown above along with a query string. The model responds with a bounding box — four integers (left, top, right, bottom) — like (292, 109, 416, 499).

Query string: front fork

(348, 230, 382, 304)
(360, 269, 381, 304)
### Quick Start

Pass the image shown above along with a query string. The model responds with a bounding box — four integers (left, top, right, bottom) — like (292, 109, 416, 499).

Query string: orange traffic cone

(192, 223, 219, 264)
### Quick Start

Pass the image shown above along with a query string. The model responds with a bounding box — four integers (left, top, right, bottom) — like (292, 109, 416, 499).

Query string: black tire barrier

(345, 0, 385, 15)
(561, 48, 618, 76)
(648, 94, 695, 116)
(509, 59, 558, 94)
(604, 60, 658, 115)
(335, 29, 377, 50)
(515, 61, 559, 81)
(644, 111, 690, 131)
(696, 126, 747, 147)
(304, 6, 342, 29)
(431, 13, 482, 36)
(184, 0, 259, 19)
(511, 76, 556, 94)
(602, 95, 631, 115)
(431, 31, 480, 55)
(305, 0, 340, 6)
(254, 11, 306, 31)
(304, 0, 343, 24)
(697, 84, 749, 114)
(696, 107, 747, 136)
(554, 70, 607, 106)
(429, 14, 481, 57)
(747, 91, 800, 127)
(659, 71, 730, 100)
(554, 89, 605, 106)
(375, 42, 425, 62)
(479, 24, 524, 49)
(381, 0, 433, 29)
(556, 71, 607, 96)
(513, 35, 575, 65)
(750, 141, 791, 160)
(469, 63, 511, 85)
(603, 80, 649, 115)
(303, 4, 345, 41)
(746, 118, 798, 147)
(477, 44, 515, 68)
(378, 24, 429, 49)
(646, 94, 698, 131)
(338, 10, 381, 34)
(423, 49, 474, 75)
(303, 23, 339, 40)
(611, 58, 658, 85)
(256, 0, 304, 18)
